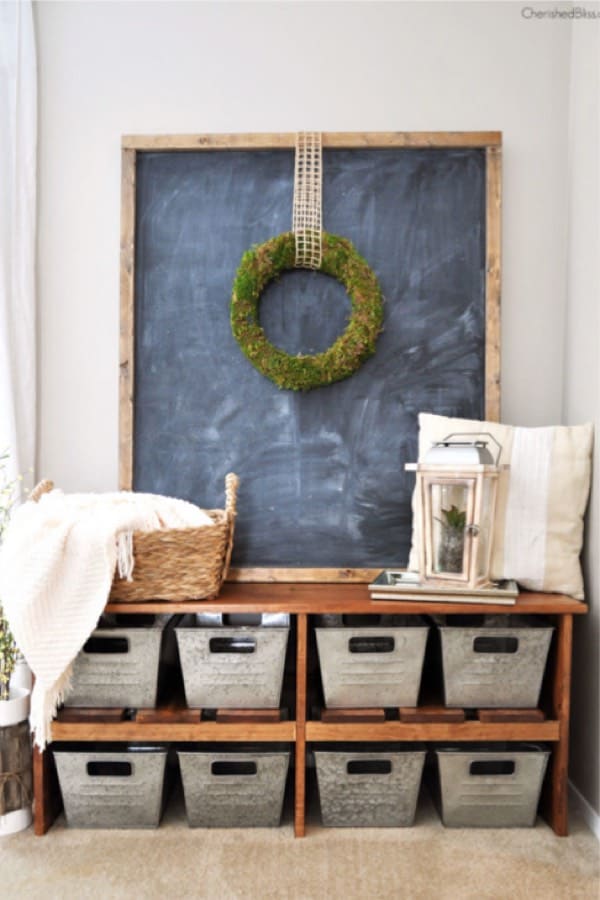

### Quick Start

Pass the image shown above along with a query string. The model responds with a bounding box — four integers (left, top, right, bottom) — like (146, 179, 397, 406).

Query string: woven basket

(29, 474, 239, 602)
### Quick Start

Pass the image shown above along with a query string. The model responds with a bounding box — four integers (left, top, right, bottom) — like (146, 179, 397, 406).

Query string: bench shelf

(33, 583, 586, 837)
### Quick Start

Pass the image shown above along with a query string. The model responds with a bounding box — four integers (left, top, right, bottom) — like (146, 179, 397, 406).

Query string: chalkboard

(121, 134, 501, 575)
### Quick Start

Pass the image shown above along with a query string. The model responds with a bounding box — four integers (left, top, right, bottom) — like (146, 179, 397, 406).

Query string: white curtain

(0, 0, 37, 494)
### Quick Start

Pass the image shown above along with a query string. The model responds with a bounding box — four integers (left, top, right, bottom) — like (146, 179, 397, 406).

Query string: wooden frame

(120, 132, 502, 583)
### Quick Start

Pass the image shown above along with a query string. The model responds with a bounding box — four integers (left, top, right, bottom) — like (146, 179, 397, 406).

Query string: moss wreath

(230, 232, 384, 391)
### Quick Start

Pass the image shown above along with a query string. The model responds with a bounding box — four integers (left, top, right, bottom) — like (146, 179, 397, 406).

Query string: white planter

(10, 658, 33, 693)
(0, 805, 32, 836)
(0, 686, 31, 727)
(0, 686, 32, 836)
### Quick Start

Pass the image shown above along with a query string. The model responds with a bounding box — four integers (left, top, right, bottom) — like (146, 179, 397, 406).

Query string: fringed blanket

(0, 488, 213, 747)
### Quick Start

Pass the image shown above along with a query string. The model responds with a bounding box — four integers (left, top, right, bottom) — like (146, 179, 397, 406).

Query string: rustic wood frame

(120, 132, 502, 584)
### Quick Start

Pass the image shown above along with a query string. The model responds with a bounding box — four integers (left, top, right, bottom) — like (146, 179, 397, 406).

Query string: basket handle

(440, 432, 503, 466)
(225, 473, 239, 517)
(348, 636, 395, 654)
(347, 759, 393, 776)
(220, 473, 239, 580)
(29, 480, 54, 503)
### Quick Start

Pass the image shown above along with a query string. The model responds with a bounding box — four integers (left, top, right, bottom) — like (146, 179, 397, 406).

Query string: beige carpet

(1, 791, 598, 900)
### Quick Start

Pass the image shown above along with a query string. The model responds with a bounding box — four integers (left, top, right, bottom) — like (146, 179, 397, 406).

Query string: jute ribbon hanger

(292, 132, 322, 269)
(230, 131, 383, 390)
(0, 767, 32, 815)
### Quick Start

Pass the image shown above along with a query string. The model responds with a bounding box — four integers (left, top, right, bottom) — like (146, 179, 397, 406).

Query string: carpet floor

(1, 790, 598, 900)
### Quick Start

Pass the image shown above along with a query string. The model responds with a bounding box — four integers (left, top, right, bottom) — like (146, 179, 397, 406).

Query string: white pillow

(407, 413, 594, 599)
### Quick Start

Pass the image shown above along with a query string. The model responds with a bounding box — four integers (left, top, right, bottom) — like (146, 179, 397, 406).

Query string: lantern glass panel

(429, 482, 469, 576)
(476, 477, 494, 579)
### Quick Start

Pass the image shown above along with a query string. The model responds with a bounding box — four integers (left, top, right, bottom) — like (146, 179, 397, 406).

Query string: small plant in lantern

(436, 504, 467, 574)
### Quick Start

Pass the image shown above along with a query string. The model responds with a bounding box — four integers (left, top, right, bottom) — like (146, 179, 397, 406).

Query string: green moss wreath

(230, 232, 384, 391)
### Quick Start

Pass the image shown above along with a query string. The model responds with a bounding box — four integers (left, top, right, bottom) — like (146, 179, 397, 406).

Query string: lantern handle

(440, 432, 503, 466)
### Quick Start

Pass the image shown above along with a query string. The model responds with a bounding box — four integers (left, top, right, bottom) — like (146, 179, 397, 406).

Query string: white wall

(563, 17, 600, 823)
(35, 0, 572, 491)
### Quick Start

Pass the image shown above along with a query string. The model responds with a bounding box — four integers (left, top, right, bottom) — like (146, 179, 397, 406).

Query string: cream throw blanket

(0, 488, 214, 748)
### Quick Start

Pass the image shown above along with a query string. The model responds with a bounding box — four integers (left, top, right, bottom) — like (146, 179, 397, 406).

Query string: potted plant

(0, 455, 32, 835)
(436, 504, 466, 574)
(0, 605, 18, 701)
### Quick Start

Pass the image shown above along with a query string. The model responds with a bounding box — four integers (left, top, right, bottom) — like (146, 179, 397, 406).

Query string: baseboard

(569, 779, 600, 840)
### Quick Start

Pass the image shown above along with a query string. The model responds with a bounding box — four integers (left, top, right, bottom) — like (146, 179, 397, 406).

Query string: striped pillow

(407, 413, 594, 599)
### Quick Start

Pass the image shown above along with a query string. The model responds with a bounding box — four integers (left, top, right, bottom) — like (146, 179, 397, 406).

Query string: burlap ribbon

(292, 132, 323, 269)
(0, 768, 32, 815)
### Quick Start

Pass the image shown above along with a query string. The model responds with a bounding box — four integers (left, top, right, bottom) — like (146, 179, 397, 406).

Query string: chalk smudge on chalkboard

(133, 147, 486, 568)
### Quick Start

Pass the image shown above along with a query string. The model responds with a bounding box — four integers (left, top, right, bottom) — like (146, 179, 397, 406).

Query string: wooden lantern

(406, 433, 506, 590)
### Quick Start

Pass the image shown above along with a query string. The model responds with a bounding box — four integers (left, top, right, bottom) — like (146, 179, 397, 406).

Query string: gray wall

(563, 19, 599, 822)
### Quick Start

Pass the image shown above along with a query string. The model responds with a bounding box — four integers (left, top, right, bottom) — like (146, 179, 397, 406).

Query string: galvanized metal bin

(315, 615, 429, 708)
(435, 743, 550, 827)
(438, 615, 554, 708)
(63, 614, 169, 709)
(175, 613, 289, 709)
(177, 745, 290, 828)
(314, 743, 426, 827)
(53, 744, 168, 829)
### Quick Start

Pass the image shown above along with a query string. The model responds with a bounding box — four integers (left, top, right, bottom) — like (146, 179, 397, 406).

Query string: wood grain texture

(33, 748, 61, 836)
(105, 583, 588, 616)
(122, 132, 502, 151)
(321, 708, 386, 723)
(477, 708, 546, 723)
(215, 709, 282, 724)
(56, 708, 127, 723)
(399, 706, 465, 724)
(50, 721, 296, 742)
(306, 720, 560, 742)
(295, 613, 308, 837)
(227, 568, 380, 583)
(548, 613, 573, 836)
(119, 147, 136, 490)
(485, 144, 502, 422)
(135, 707, 202, 724)
(0, 721, 32, 816)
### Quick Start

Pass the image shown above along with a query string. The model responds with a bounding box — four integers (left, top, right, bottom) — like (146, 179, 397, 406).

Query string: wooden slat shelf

(35, 583, 584, 838)
(306, 720, 560, 742)
(321, 708, 386, 724)
(51, 721, 296, 742)
(399, 705, 465, 723)
(477, 708, 546, 723)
